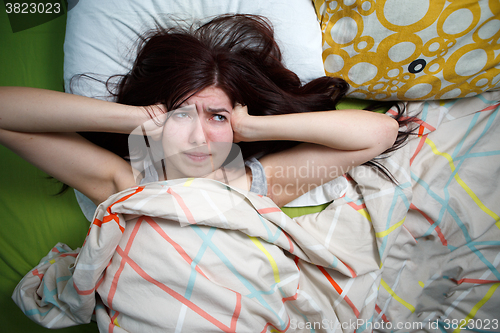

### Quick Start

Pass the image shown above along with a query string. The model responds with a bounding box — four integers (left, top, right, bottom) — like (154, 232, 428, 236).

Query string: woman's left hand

(231, 104, 253, 143)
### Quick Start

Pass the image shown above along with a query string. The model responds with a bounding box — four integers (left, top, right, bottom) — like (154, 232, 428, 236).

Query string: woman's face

(162, 86, 234, 179)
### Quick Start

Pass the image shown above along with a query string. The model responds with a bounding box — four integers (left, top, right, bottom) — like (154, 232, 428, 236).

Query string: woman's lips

(184, 152, 211, 162)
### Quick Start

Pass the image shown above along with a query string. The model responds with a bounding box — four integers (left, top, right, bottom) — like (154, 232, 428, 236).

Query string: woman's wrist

(236, 113, 294, 142)
(112, 104, 152, 134)
(242, 115, 275, 142)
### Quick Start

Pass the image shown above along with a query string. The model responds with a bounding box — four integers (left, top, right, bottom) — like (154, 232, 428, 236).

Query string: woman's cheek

(207, 124, 233, 143)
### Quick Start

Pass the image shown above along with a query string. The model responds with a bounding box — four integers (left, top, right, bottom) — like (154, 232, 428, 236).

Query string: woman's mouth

(184, 152, 211, 162)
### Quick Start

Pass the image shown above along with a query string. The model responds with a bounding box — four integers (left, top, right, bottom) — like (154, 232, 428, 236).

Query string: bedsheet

(374, 91, 500, 331)
(12, 136, 412, 332)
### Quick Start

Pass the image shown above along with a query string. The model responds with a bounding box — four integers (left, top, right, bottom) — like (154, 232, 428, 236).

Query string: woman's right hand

(135, 104, 169, 140)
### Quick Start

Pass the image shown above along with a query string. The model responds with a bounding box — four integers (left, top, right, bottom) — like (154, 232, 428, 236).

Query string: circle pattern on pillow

(314, 0, 500, 100)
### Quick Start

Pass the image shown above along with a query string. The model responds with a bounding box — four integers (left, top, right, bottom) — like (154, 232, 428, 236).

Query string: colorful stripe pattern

(14, 171, 406, 331)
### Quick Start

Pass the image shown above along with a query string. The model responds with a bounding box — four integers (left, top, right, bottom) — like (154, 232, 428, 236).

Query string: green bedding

(0, 9, 98, 332)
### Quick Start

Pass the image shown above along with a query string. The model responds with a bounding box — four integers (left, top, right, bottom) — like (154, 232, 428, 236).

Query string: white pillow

(63, 0, 325, 98)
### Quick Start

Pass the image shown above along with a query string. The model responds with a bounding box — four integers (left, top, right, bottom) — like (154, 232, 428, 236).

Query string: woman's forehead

(191, 86, 230, 101)
(182, 86, 232, 110)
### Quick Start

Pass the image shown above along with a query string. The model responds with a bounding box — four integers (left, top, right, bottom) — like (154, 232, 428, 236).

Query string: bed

(2, 0, 499, 332)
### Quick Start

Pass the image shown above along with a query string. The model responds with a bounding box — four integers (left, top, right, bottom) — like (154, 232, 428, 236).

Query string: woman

(0, 15, 402, 210)
(3, 14, 412, 332)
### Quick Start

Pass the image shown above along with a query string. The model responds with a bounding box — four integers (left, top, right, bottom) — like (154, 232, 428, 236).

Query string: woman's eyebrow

(206, 107, 230, 113)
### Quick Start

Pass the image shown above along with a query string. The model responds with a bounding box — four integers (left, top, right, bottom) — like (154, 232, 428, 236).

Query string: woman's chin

(171, 163, 221, 179)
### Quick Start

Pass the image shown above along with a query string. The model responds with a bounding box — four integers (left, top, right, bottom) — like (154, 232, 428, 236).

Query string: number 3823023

(441, 318, 499, 330)
(5, 3, 61, 14)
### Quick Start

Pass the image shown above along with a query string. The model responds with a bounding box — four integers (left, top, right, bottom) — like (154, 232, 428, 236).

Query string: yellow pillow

(314, 0, 500, 100)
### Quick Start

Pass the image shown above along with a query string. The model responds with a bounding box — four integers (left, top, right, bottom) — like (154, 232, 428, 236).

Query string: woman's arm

(0, 87, 150, 205)
(232, 106, 399, 207)
(0, 87, 145, 133)
(232, 106, 398, 152)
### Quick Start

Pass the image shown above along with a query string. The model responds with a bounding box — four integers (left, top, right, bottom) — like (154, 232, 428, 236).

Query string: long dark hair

(79, 14, 417, 183)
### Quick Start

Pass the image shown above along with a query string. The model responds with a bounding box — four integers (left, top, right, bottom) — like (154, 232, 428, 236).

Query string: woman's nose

(188, 117, 207, 145)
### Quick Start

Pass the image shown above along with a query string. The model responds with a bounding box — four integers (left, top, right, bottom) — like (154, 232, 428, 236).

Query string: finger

(233, 103, 247, 111)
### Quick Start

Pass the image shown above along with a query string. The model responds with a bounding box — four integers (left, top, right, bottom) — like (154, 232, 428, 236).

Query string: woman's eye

(174, 112, 190, 119)
(212, 114, 227, 122)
